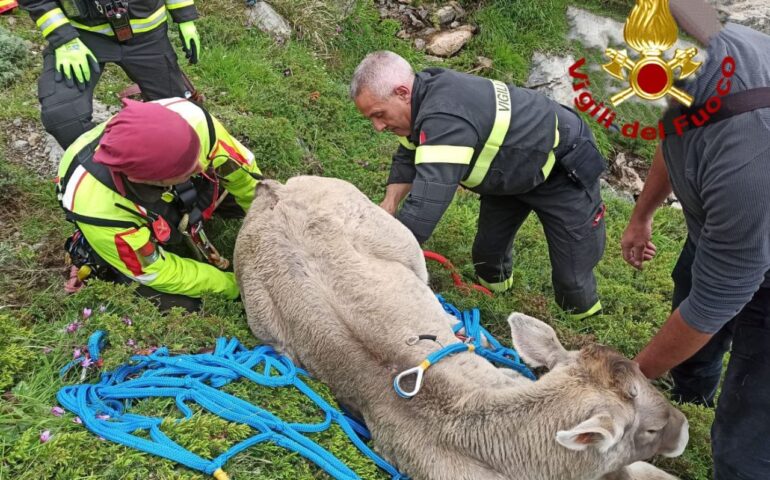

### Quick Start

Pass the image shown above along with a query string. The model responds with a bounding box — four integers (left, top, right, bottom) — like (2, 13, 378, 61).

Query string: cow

(234, 176, 688, 480)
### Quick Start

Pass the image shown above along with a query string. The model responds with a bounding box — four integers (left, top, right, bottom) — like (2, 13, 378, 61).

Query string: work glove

(54, 38, 100, 91)
(179, 21, 200, 65)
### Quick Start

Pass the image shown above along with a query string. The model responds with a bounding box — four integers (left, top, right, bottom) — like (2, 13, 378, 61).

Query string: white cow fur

(234, 176, 688, 480)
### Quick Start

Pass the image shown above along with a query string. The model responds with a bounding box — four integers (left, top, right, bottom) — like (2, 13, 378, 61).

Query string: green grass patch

(0, 1, 712, 478)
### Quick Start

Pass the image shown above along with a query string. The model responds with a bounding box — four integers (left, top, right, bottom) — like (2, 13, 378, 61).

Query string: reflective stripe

(461, 79, 511, 188)
(62, 165, 87, 211)
(0, 0, 18, 9)
(398, 136, 416, 151)
(70, 6, 167, 36)
(70, 20, 114, 35)
(37, 8, 70, 38)
(541, 114, 560, 180)
(415, 145, 474, 165)
(131, 7, 167, 33)
(165, 0, 194, 10)
(568, 301, 603, 321)
(477, 274, 514, 293)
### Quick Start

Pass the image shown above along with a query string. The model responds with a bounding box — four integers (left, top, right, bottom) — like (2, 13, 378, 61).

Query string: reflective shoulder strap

(461, 79, 512, 188)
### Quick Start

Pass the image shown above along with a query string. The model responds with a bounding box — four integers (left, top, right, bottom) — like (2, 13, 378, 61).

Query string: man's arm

(635, 309, 713, 378)
(637, 149, 770, 378)
(209, 116, 261, 212)
(165, 0, 199, 23)
(621, 143, 672, 269)
(395, 114, 478, 244)
(381, 183, 411, 216)
(18, 0, 78, 48)
(381, 143, 418, 215)
(81, 223, 239, 299)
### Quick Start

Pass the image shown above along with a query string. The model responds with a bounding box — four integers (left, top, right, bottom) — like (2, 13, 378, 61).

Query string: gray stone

(611, 152, 646, 196)
(12, 118, 21, 127)
(425, 26, 473, 57)
(526, 52, 578, 106)
(434, 5, 456, 25)
(567, 6, 701, 56)
(708, 0, 770, 34)
(246, 2, 292, 42)
(12, 140, 28, 150)
(414, 38, 426, 51)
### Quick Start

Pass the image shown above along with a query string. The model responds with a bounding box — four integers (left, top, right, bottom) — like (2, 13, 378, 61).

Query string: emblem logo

(602, 0, 702, 106)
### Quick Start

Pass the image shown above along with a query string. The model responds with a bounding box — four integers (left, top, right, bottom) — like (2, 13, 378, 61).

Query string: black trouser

(670, 238, 770, 479)
(38, 24, 188, 149)
(471, 109, 606, 315)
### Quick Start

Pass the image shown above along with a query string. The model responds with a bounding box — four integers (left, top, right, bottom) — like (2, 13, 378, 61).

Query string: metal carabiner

(393, 364, 426, 399)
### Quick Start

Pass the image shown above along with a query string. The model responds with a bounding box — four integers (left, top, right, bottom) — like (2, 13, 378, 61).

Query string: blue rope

(437, 295, 536, 381)
(58, 332, 407, 480)
(59, 297, 532, 479)
(60, 330, 108, 377)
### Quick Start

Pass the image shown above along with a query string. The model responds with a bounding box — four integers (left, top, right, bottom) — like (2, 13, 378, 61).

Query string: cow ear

(508, 312, 569, 369)
(556, 413, 622, 453)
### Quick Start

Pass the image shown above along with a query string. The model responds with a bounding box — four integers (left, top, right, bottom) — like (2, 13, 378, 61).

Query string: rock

(407, 12, 424, 28)
(708, 0, 770, 34)
(27, 132, 40, 146)
(670, 201, 683, 210)
(397, 29, 412, 40)
(424, 55, 445, 63)
(425, 26, 473, 57)
(12, 118, 21, 127)
(612, 152, 645, 195)
(245, 2, 292, 42)
(434, 5, 456, 25)
(448, 1, 466, 19)
(414, 38, 426, 51)
(526, 52, 578, 106)
(449, 21, 461, 29)
(475, 56, 493, 70)
(12, 140, 28, 150)
(566, 6, 701, 56)
(45, 135, 65, 174)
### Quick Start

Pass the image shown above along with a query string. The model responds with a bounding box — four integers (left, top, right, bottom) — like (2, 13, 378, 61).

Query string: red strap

(423, 250, 493, 297)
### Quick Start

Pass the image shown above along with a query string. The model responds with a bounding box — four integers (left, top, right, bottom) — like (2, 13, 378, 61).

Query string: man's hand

(54, 38, 100, 90)
(179, 21, 200, 64)
(380, 198, 398, 216)
(621, 216, 657, 270)
(380, 183, 412, 216)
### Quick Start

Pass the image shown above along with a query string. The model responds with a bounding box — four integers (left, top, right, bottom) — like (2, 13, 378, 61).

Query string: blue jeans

(670, 239, 770, 479)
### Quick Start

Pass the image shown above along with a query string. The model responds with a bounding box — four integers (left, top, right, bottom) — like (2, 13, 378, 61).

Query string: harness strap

(662, 87, 770, 136)
(65, 211, 140, 229)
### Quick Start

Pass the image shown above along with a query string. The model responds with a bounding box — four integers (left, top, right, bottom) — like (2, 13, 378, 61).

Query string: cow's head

(508, 313, 688, 467)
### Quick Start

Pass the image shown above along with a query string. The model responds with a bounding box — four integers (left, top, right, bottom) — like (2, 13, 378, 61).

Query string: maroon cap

(93, 99, 201, 195)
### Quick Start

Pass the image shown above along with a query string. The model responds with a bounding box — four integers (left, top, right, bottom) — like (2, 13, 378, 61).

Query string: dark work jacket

(390, 68, 564, 243)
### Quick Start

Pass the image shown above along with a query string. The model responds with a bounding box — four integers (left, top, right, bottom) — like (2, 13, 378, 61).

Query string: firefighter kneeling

(57, 98, 261, 310)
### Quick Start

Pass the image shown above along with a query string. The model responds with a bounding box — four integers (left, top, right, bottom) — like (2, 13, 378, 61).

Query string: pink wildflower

(99, 305, 107, 313)
(43, 347, 53, 354)
(121, 316, 133, 326)
(82, 308, 92, 319)
(96, 414, 110, 420)
(40, 430, 52, 443)
(73, 416, 82, 424)
(126, 339, 136, 347)
(66, 322, 81, 333)
(51, 406, 65, 417)
(81, 357, 93, 368)
(73, 348, 82, 358)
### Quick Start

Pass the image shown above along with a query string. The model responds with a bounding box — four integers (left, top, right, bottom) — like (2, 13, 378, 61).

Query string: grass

(0, 1, 712, 479)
